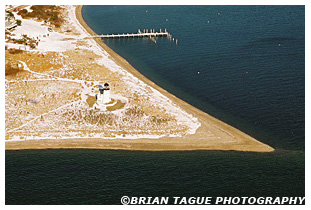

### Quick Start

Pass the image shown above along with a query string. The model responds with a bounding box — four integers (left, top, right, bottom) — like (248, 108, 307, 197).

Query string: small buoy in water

(146, 10, 148, 13)
(207, 20, 210, 23)
(218, 12, 221, 15)
(197, 71, 200, 74)
(278, 43, 281, 46)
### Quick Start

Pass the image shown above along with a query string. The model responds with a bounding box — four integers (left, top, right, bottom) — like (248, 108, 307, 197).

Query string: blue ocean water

(5, 6, 305, 204)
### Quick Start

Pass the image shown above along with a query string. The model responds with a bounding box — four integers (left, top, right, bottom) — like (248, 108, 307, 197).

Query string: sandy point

(5, 5, 274, 152)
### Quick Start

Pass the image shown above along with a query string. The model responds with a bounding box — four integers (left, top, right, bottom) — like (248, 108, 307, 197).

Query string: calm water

(6, 6, 305, 204)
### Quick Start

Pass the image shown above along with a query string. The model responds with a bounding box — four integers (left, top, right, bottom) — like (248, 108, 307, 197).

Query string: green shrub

(16, 19, 22, 26)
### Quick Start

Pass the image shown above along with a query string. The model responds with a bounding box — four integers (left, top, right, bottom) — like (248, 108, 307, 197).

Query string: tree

(6, 11, 14, 17)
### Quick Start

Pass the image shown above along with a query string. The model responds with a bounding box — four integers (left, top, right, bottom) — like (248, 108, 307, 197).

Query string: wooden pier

(89, 29, 177, 44)
(94, 32, 169, 38)
(91, 29, 171, 39)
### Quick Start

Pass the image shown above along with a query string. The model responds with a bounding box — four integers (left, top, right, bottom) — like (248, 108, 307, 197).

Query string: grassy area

(18, 5, 64, 27)
(8, 48, 24, 54)
(5, 39, 188, 139)
(5, 62, 23, 76)
(6, 34, 37, 49)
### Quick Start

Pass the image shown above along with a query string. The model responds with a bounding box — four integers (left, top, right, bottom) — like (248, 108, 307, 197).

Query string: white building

(94, 83, 111, 110)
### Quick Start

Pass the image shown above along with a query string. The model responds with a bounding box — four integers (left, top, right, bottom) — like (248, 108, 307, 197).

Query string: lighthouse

(96, 83, 111, 105)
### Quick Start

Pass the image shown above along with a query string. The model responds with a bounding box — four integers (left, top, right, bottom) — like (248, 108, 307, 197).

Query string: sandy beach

(5, 5, 274, 152)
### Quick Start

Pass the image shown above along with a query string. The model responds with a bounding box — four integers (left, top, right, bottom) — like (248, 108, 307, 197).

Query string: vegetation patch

(8, 48, 24, 54)
(5, 61, 23, 76)
(125, 106, 144, 118)
(16, 19, 22, 26)
(8, 34, 37, 49)
(18, 5, 64, 27)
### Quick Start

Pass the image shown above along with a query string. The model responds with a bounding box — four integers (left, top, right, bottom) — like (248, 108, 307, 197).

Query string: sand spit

(5, 5, 274, 152)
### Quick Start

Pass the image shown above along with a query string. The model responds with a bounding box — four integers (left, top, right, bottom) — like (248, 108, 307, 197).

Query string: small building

(94, 83, 111, 110)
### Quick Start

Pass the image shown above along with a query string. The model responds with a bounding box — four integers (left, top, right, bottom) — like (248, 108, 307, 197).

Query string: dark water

(6, 6, 305, 204)
(5, 149, 305, 204)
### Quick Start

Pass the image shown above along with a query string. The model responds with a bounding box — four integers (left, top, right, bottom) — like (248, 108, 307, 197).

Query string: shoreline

(5, 5, 274, 152)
